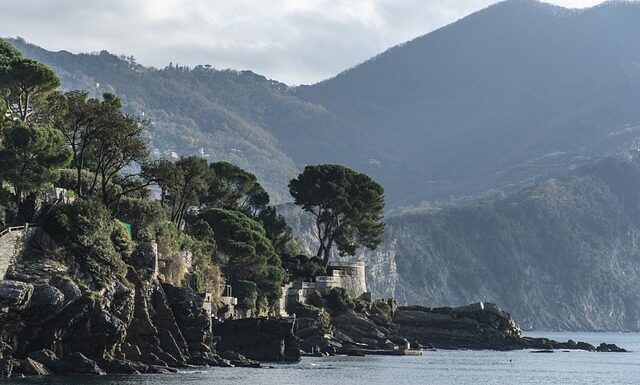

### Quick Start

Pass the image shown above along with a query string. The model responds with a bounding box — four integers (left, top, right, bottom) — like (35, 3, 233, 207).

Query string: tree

(257, 205, 293, 255)
(199, 208, 284, 308)
(0, 47, 59, 123)
(0, 121, 71, 205)
(148, 156, 213, 228)
(207, 161, 269, 216)
(84, 94, 151, 206)
(288, 164, 385, 267)
(46, 90, 103, 197)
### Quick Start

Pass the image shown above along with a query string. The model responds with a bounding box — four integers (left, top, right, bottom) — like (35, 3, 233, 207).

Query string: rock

(21, 284, 65, 322)
(13, 357, 50, 376)
(596, 343, 628, 353)
(219, 351, 260, 367)
(214, 318, 301, 362)
(0, 281, 34, 311)
(51, 277, 82, 305)
(30, 351, 105, 375)
(0, 357, 13, 378)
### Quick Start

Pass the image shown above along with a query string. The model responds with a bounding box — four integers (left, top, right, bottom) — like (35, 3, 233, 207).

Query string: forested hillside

(9, 1, 640, 207)
(5, 38, 313, 202)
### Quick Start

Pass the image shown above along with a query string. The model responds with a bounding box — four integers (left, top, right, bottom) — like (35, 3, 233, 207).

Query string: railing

(0, 223, 38, 238)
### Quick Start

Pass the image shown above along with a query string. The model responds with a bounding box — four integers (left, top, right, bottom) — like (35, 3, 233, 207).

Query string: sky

(0, 0, 605, 85)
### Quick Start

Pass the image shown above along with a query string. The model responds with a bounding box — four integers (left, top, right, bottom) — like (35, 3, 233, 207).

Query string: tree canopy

(199, 207, 284, 308)
(0, 44, 59, 122)
(289, 164, 385, 266)
(207, 161, 269, 215)
(0, 121, 71, 204)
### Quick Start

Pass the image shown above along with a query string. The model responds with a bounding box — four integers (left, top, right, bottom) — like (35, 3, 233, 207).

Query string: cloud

(0, 0, 605, 85)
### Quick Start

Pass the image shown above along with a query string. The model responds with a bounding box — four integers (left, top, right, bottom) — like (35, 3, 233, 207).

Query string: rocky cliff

(0, 228, 223, 377)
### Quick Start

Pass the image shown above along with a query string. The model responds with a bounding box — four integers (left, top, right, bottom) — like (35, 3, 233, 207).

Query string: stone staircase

(0, 224, 35, 280)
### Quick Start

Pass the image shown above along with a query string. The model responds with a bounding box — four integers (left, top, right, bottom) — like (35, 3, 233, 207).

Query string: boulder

(13, 357, 50, 376)
(596, 343, 628, 353)
(0, 281, 34, 311)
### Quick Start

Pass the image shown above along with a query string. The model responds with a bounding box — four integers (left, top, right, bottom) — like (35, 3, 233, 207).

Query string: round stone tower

(327, 261, 367, 299)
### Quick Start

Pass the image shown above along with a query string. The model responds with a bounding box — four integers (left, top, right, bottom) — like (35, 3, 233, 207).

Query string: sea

(2, 332, 639, 385)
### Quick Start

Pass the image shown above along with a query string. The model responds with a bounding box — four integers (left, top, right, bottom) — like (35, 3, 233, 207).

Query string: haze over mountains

(9, 0, 640, 208)
(6, 0, 640, 330)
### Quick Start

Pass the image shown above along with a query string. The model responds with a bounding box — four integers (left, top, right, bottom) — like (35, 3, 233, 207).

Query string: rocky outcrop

(213, 318, 301, 362)
(293, 300, 627, 355)
(0, 231, 227, 378)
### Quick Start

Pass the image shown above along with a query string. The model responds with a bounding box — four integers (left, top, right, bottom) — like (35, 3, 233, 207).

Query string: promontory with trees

(0, 40, 625, 377)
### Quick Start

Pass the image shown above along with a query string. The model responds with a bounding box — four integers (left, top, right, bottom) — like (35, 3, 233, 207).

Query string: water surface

(4, 332, 639, 385)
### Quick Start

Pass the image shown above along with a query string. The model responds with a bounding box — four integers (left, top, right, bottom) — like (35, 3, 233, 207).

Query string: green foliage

(192, 271, 205, 294)
(46, 91, 152, 206)
(42, 199, 126, 288)
(0, 121, 71, 203)
(207, 161, 269, 215)
(281, 254, 325, 282)
(199, 207, 284, 307)
(234, 279, 259, 312)
(257, 205, 293, 255)
(0, 40, 21, 60)
(114, 196, 166, 241)
(112, 220, 134, 257)
(148, 156, 213, 228)
(289, 164, 385, 265)
(0, 48, 59, 122)
(325, 287, 355, 313)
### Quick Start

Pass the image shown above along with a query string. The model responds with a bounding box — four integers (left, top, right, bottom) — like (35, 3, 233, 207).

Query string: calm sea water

(3, 332, 639, 385)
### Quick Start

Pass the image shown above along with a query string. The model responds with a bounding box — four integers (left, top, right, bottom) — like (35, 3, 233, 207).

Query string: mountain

(283, 154, 640, 331)
(8, 0, 640, 207)
(295, 0, 640, 206)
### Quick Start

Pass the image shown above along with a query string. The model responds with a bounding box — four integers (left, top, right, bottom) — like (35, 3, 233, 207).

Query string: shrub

(41, 199, 126, 288)
(326, 287, 355, 313)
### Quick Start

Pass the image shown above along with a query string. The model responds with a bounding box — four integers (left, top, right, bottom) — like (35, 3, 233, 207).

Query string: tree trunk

(322, 237, 334, 268)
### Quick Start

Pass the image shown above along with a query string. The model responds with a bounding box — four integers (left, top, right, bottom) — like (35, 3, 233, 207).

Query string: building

(219, 285, 239, 320)
(280, 261, 369, 316)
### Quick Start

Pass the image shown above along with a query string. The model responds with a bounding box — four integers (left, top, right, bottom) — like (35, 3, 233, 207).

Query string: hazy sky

(0, 0, 604, 85)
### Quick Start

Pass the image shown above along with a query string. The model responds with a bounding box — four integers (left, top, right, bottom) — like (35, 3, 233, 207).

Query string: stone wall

(0, 227, 34, 281)
(280, 261, 369, 315)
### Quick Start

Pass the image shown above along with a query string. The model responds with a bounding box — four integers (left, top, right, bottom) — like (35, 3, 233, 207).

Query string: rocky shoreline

(0, 231, 627, 378)
(292, 301, 628, 356)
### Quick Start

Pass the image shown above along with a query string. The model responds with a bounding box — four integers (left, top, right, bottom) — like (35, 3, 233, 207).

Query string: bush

(41, 199, 126, 288)
(326, 287, 355, 313)
(112, 220, 134, 257)
(281, 254, 326, 282)
(114, 196, 166, 241)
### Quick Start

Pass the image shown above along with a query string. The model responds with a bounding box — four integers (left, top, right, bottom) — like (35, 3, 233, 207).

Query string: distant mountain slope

(283, 154, 640, 330)
(296, 0, 640, 206)
(363, 155, 640, 331)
